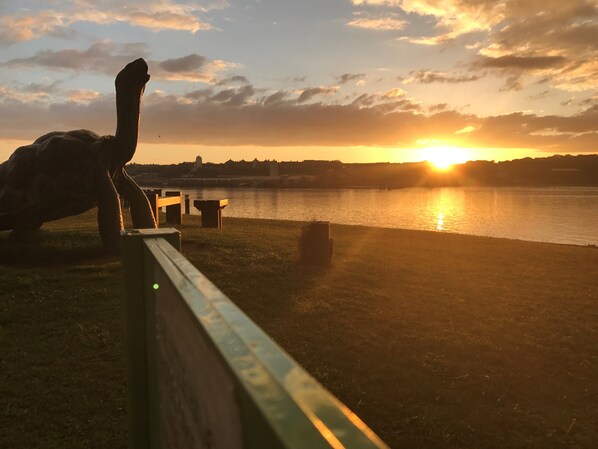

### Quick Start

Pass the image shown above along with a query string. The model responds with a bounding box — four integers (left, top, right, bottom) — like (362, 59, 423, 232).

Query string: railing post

(165, 191, 182, 225)
(121, 229, 181, 449)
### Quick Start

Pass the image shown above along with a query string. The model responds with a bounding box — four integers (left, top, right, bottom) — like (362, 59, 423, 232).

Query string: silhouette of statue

(0, 58, 157, 253)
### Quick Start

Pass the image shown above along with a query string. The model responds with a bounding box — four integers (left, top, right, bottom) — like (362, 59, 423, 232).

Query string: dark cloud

(159, 54, 207, 73)
(5, 41, 150, 75)
(208, 85, 255, 106)
(476, 55, 567, 70)
(337, 73, 365, 84)
(429, 103, 449, 112)
(263, 91, 289, 106)
(215, 75, 249, 86)
(528, 90, 551, 100)
(579, 96, 598, 107)
(471, 54, 568, 92)
(5, 43, 233, 83)
(500, 75, 523, 92)
(22, 81, 62, 94)
(185, 88, 213, 100)
(352, 93, 378, 107)
(297, 86, 338, 103)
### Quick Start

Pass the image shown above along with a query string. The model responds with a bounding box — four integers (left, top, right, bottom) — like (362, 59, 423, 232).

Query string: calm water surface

(171, 187, 598, 246)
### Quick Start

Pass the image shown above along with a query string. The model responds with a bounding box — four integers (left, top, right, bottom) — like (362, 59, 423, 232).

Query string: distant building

(194, 155, 203, 170)
(270, 161, 279, 177)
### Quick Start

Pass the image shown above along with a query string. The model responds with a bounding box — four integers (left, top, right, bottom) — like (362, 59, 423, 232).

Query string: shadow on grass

(0, 229, 109, 267)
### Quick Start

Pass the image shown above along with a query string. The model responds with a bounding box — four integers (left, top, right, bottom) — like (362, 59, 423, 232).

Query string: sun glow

(421, 146, 472, 170)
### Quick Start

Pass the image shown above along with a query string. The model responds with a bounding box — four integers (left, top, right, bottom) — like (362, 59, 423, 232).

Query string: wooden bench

(193, 199, 228, 228)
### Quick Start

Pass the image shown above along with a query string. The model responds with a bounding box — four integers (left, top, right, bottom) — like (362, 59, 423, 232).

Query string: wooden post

(299, 221, 333, 265)
(120, 229, 181, 449)
(165, 191, 182, 225)
(184, 194, 190, 215)
(193, 199, 228, 228)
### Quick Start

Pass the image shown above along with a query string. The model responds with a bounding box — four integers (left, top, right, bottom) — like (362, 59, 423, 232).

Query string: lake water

(167, 186, 598, 246)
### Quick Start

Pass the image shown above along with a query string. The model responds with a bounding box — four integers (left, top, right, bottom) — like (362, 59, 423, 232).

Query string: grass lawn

(1, 209, 597, 449)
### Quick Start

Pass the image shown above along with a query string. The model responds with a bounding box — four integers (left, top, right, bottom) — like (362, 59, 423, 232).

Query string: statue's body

(0, 58, 156, 253)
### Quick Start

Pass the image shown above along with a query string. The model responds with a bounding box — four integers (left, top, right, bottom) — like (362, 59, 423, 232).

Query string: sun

(421, 146, 471, 171)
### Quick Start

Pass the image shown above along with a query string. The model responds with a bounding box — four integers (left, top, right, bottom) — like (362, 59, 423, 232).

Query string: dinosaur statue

(0, 58, 157, 253)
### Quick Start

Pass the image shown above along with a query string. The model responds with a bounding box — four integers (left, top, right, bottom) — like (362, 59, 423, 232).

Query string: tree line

(127, 154, 598, 188)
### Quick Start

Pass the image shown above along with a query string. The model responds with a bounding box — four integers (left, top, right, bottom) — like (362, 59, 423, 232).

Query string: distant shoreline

(129, 154, 598, 189)
(140, 181, 598, 190)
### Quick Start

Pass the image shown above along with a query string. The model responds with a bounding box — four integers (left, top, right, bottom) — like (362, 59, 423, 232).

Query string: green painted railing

(121, 229, 389, 449)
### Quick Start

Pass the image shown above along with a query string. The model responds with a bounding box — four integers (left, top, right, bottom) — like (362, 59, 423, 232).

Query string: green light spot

(153, 283, 159, 290)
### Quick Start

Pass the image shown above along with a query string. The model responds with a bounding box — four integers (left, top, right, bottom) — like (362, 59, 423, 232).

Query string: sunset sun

(421, 146, 471, 171)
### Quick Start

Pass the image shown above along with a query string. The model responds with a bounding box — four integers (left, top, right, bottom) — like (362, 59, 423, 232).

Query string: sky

(0, 0, 597, 164)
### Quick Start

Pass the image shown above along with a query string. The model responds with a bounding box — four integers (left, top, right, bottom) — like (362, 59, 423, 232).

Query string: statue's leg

(96, 169, 123, 254)
(113, 167, 157, 229)
(2, 211, 42, 245)
(1, 208, 42, 232)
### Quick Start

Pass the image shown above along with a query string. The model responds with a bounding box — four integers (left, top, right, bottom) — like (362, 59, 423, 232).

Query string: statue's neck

(114, 89, 142, 166)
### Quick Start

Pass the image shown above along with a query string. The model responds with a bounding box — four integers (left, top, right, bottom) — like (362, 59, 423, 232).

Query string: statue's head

(115, 58, 150, 95)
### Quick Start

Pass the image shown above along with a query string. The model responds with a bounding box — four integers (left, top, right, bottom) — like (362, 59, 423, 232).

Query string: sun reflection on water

(436, 213, 445, 231)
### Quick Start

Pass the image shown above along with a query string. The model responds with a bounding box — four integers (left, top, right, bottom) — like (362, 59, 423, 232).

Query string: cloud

(0, 10, 73, 46)
(1, 87, 598, 152)
(476, 55, 568, 70)
(350, 88, 418, 111)
(351, 0, 598, 91)
(0, 0, 213, 46)
(184, 88, 213, 100)
(152, 53, 238, 83)
(473, 54, 569, 91)
(159, 54, 208, 72)
(263, 91, 290, 106)
(208, 85, 255, 106)
(351, 1, 402, 5)
(455, 125, 475, 134)
(347, 16, 406, 30)
(5, 41, 150, 75)
(337, 73, 366, 84)
(215, 75, 250, 86)
(382, 87, 405, 98)
(0, 85, 52, 103)
(428, 103, 448, 112)
(297, 86, 339, 103)
(402, 70, 483, 84)
(66, 89, 102, 103)
(528, 90, 551, 101)
(393, 1, 504, 44)
(22, 81, 62, 95)
(352, 93, 379, 107)
(5, 42, 237, 83)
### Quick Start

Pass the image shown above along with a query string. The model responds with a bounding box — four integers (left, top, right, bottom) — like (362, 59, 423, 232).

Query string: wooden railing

(143, 190, 182, 226)
(120, 229, 389, 449)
